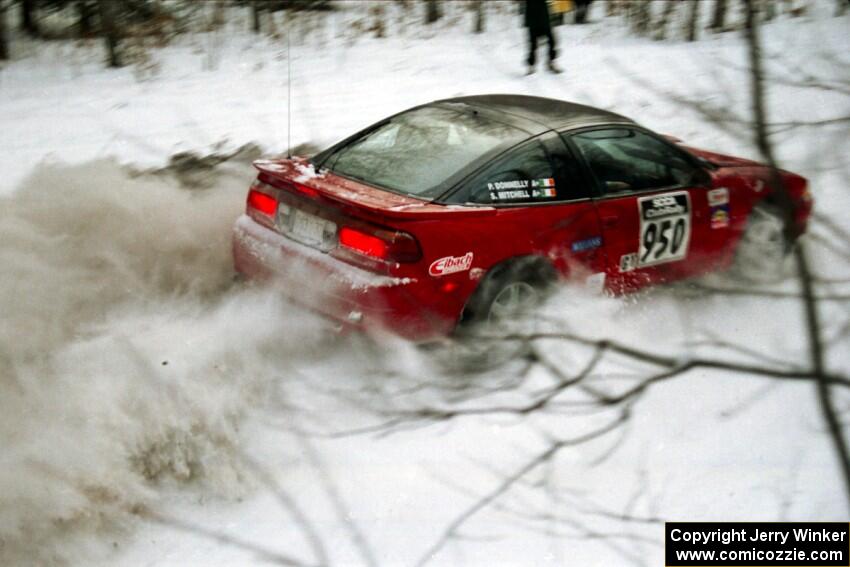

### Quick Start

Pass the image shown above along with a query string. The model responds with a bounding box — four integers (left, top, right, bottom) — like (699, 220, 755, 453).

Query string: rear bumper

(232, 215, 456, 340)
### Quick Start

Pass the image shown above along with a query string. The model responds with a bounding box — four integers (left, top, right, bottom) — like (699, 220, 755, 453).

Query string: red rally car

(232, 95, 812, 341)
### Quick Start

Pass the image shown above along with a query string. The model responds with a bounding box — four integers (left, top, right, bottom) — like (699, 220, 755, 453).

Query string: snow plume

(0, 159, 323, 565)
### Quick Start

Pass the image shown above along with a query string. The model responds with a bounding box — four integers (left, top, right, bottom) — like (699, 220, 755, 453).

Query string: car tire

(427, 261, 555, 373)
(460, 260, 555, 332)
(731, 203, 791, 284)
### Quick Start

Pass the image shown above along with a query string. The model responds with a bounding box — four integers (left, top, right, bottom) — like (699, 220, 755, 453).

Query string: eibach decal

(429, 252, 474, 277)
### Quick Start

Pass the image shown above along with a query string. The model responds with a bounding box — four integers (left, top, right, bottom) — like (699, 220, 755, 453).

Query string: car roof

(433, 94, 635, 135)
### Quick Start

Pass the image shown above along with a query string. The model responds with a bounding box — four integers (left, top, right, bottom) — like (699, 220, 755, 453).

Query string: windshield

(322, 105, 527, 198)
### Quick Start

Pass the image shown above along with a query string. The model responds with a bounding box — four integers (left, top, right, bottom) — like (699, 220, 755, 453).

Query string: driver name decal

(490, 189, 530, 201)
(637, 192, 691, 267)
(489, 178, 556, 202)
(429, 252, 474, 277)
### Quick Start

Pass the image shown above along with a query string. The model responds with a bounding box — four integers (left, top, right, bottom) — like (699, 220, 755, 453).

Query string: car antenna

(286, 19, 292, 160)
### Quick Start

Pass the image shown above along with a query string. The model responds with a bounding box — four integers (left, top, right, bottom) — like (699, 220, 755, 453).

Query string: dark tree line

(1, 0, 843, 65)
(0, 0, 161, 65)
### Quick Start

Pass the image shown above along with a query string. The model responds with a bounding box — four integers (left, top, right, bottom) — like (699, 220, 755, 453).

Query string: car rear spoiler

(253, 158, 495, 220)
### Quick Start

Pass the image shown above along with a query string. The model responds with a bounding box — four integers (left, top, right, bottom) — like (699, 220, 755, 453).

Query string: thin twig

(414, 412, 629, 567)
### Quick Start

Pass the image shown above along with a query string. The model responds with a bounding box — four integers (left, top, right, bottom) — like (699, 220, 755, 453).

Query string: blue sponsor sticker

(571, 236, 603, 253)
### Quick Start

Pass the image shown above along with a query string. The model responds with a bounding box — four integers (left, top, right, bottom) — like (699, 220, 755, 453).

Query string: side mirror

(696, 156, 718, 171)
(605, 180, 631, 193)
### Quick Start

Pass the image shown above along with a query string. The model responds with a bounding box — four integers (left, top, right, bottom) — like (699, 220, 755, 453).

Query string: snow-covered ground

(1, 2, 848, 566)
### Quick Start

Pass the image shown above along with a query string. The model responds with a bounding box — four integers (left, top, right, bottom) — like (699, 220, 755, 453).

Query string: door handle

(602, 215, 618, 228)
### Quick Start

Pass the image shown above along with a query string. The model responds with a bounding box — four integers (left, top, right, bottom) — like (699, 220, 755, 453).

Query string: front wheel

(730, 204, 790, 284)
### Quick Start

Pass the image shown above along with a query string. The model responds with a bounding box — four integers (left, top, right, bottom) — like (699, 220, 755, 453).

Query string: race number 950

(637, 192, 691, 267)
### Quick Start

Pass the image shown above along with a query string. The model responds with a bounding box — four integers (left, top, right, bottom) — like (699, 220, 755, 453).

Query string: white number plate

(291, 210, 331, 246)
(637, 191, 691, 267)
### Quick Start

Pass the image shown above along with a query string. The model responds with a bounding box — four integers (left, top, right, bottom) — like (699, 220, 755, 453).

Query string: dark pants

(527, 27, 556, 66)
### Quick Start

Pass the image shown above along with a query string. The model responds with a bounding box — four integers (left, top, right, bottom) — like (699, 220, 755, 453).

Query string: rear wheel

(731, 204, 790, 283)
(462, 260, 554, 332)
(437, 261, 553, 372)
(486, 281, 540, 326)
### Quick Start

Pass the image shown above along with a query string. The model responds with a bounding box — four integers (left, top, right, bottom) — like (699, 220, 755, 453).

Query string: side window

(452, 136, 588, 205)
(469, 140, 554, 204)
(545, 133, 593, 201)
(572, 128, 699, 195)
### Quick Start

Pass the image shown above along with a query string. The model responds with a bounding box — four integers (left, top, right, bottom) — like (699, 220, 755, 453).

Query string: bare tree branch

(414, 411, 630, 567)
(674, 282, 850, 301)
(295, 435, 380, 567)
(139, 508, 320, 567)
(743, 0, 850, 509)
(238, 452, 332, 567)
(478, 331, 849, 387)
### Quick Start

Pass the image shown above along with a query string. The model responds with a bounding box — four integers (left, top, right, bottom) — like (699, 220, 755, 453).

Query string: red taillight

(293, 182, 319, 198)
(339, 227, 388, 259)
(247, 189, 277, 216)
(337, 225, 422, 264)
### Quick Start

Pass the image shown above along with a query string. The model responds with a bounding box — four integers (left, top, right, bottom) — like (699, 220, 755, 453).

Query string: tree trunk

(0, 1, 9, 60)
(20, 0, 38, 37)
(98, 0, 122, 68)
(251, 0, 261, 33)
(473, 0, 484, 33)
(762, 0, 776, 20)
(425, 0, 440, 25)
(743, 0, 850, 509)
(631, 0, 651, 36)
(371, 3, 385, 38)
(760, 0, 776, 21)
(710, 0, 727, 31)
(685, 0, 700, 41)
(654, 0, 678, 40)
(78, 1, 94, 37)
(575, 0, 590, 24)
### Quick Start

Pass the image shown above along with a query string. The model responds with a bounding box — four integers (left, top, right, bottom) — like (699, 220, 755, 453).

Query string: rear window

(321, 106, 527, 198)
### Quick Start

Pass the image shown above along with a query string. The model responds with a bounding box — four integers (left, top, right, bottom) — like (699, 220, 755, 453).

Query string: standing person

(524, 0, 561, 75)
(574, 0, 593, 23)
